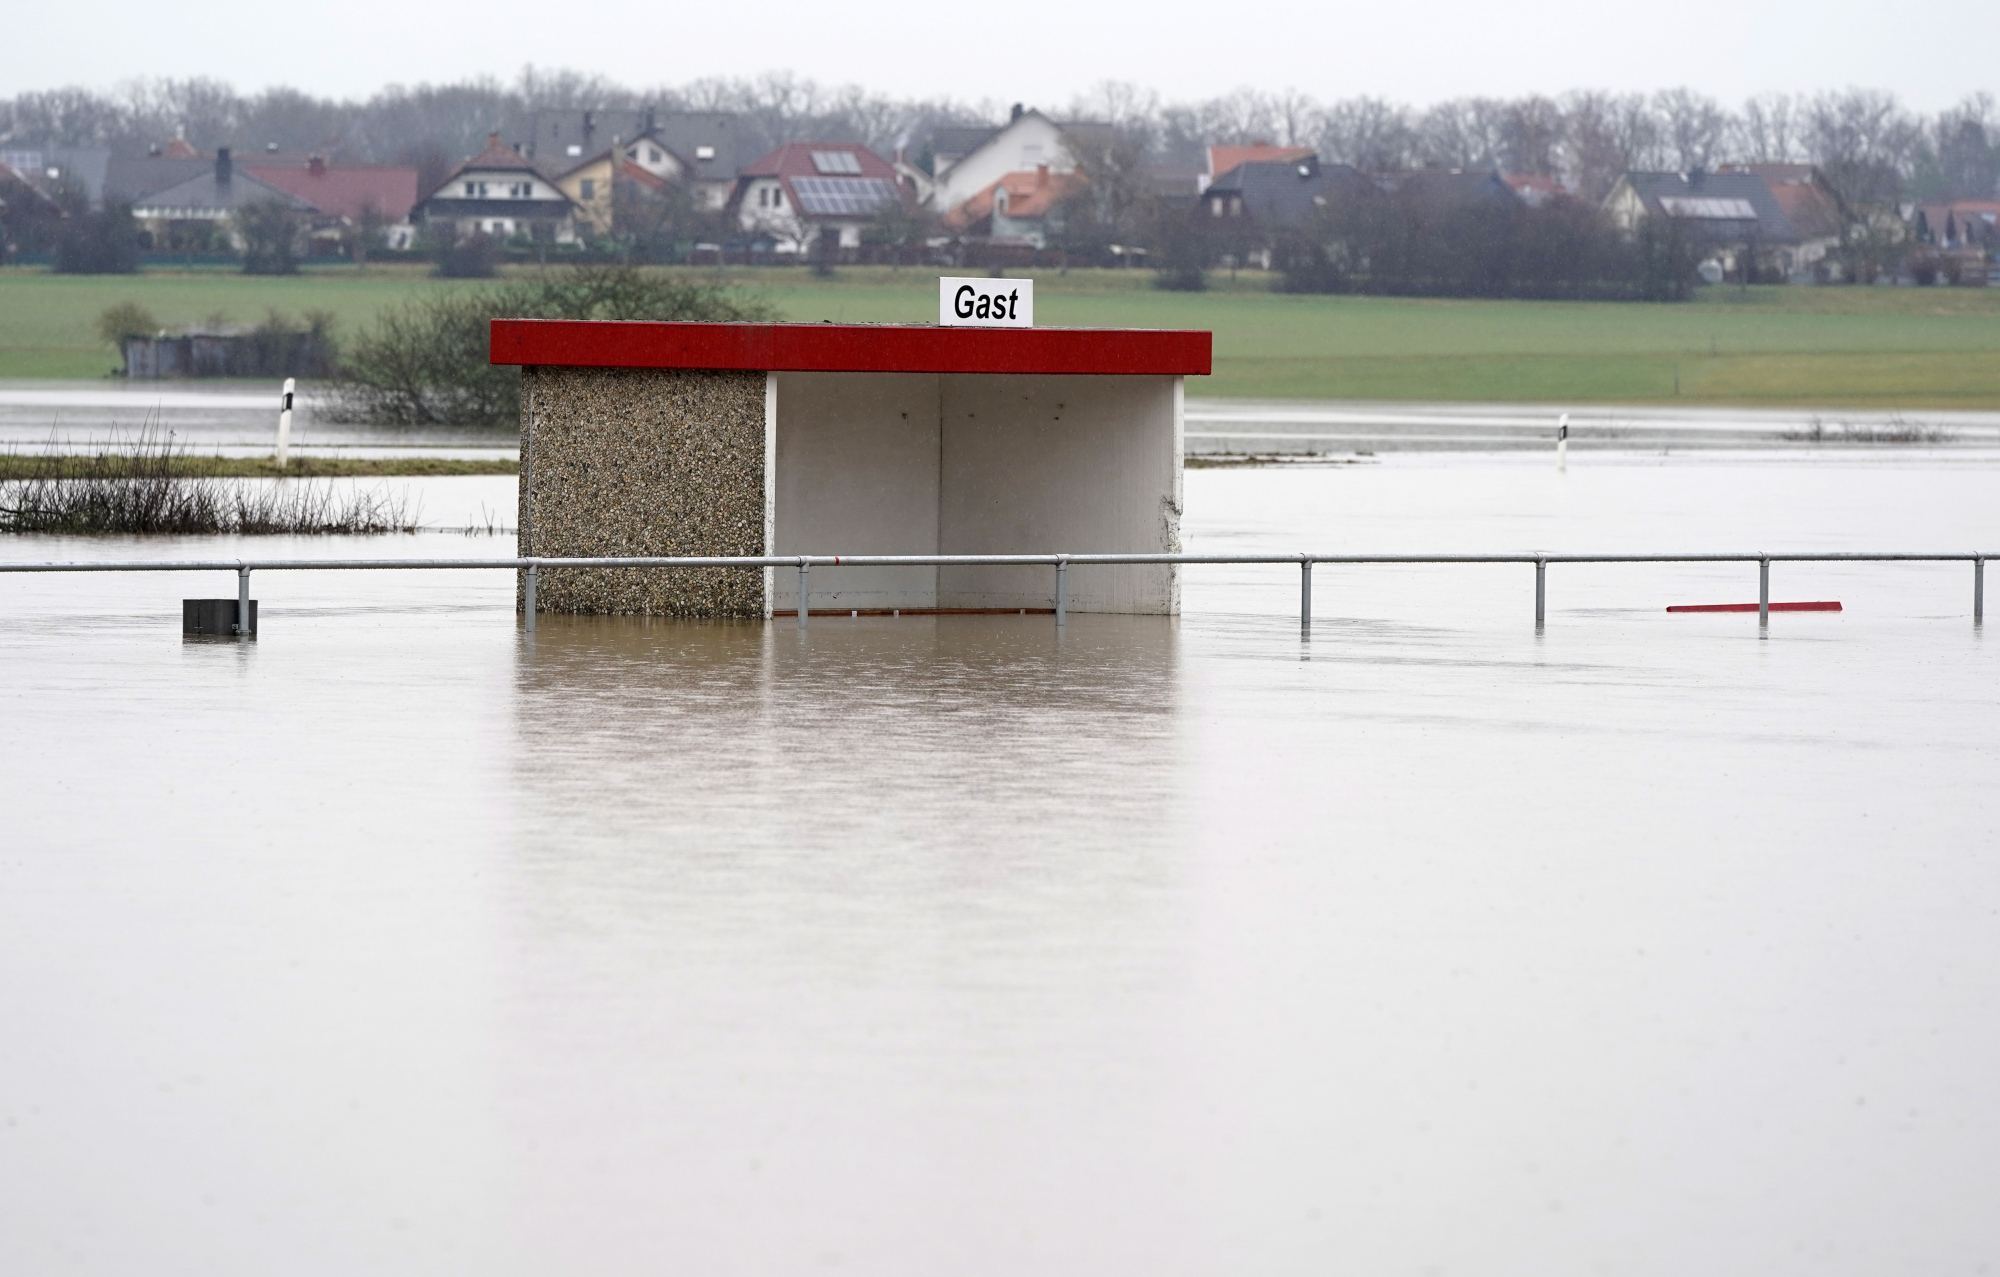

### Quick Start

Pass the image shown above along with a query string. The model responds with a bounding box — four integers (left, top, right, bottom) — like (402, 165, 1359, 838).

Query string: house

(556, 133, 680, 236)
(1201, 143, 1313, 193)
(729, 141, 907, 259)
(1501, 173, 1568, 207)
(412, 133, 577, 242)
(532, 110, 749, 212)
(941, 165, 1090, 249)
(244, 156, 419, 253)
(928, 107, 1081, 213)
(1604, 169, 1799, 279)
(1200, 154, 1369, 230)
(129, 149, 315, 243)
(1909, 199, 1998, 251)
(1718, 163, 1847, 278)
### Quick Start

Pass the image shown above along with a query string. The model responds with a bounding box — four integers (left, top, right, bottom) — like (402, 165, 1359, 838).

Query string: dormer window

(695, 145, 715, 161)
(510, 181, 532, 198)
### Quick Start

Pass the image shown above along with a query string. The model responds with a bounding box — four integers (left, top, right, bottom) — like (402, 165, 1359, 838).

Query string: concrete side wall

(771, 371, 942, 611)
(938, 374, 1180, 613)
(520, 366, 766, 615)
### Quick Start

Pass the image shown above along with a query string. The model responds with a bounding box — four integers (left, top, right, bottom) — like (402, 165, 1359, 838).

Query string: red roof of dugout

(490, 320, 1211, 376)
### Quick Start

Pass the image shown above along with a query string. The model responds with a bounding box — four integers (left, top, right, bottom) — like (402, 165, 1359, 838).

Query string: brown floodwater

(2, 454, 1997, 1276)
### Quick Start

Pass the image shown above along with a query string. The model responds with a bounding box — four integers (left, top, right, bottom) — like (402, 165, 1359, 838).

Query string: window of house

(566, 144, 581, 157)
(581, 179, 596, 200)
(648, 148, 661, 164)
(464, 181, 477, 197)
(510, 182, 532, 198)
(695, 145, 716, 161)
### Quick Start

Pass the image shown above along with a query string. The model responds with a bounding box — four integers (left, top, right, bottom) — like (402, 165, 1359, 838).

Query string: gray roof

(132, 167, 314, 214)
(928, 125, 1000, 165)
(1617, 170, 1798, 243)
(650, 113, 751, 182)
(1373, 169, 1522, 212)
(1202, 156, 1369, 228)
(526, 107, 657, 162)
(103, 155, 212, 204)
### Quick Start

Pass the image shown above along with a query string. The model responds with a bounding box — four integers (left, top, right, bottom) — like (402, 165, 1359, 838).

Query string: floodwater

(3, 453, 1998, 1277)
(11, 378, 2000, 457)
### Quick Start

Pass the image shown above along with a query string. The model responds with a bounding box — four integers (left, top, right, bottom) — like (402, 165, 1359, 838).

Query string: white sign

(940, 277, 1033, 328)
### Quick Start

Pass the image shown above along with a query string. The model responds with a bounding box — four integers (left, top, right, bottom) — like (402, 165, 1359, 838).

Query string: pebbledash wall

(492, 321, 1213, 618)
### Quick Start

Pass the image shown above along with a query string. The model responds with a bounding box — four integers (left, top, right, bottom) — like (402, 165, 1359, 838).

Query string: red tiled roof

(1207, 145, 1311, 180)
(1766, 181, 1845, 238)
(245, 164, 418, 222)
(944, 168, 1089, 229)
(740, 141, 898, 179)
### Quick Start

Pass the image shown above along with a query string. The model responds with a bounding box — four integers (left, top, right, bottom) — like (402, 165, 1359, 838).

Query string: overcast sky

(8, 0, 1994, 112)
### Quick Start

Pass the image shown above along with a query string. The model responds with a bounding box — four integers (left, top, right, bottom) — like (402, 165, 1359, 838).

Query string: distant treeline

(2, 73, 1994, 206)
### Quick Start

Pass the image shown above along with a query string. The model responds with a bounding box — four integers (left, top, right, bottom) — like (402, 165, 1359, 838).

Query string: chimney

(308, 155, 326, 178)
(1011, 103, 1024, 122)
(215, 147, 232, 185)
(1036, 163, 1049, 188)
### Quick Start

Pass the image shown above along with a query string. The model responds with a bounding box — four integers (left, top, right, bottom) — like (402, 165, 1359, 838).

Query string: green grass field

(4, 263, 1998, 407)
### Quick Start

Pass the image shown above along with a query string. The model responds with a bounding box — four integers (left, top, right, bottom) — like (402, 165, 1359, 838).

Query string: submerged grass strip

(0, 432, 423, 534)
(0, 455, 516, 479)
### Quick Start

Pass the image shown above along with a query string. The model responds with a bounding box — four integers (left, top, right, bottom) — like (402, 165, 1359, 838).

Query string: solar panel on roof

(810, 150, 862, 175)
(1658, 196, 1758, 220)
(791, 177, 899, 216)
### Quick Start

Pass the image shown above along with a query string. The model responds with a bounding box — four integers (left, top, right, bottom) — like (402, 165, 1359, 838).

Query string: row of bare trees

(3, 72, 1994, 210)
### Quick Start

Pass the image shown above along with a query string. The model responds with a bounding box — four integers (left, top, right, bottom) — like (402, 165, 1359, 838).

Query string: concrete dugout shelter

(490, 321, 1212, 618)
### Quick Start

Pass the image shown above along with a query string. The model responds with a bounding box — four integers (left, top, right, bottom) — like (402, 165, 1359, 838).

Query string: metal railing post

(1300, 556, 1312, 631)
(236, 565, 251, 637)
(1534, 558, 1546, 629)
(1759, 557, 1770, 631)
(798, 559, 810, 630)
(1976, 557, 1985, 626)
(525, 563, 537, 632)
(1055, 556, 1067, 627)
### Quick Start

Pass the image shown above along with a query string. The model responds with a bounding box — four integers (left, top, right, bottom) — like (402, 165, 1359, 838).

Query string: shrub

(237, 199, 304, 275)
(331, 266, 777, 428)
(94, 302, 161, 347)
(53, 202, 140, 274)
(435, 230, 502, 279)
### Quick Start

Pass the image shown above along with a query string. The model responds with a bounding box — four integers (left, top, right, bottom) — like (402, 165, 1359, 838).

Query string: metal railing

(0, 552, 1987, 636)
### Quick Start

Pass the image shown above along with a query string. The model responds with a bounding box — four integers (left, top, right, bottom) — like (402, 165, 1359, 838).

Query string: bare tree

(1653, 88, 1729, 170)
(1803, 88, 1921, 209)
(1415, 98, 1508, 170)
(1500, 95, 1565, 174)
(1736, 93, 1801, 163)
(1562, 91, 1656, 200)
(1318, 97, 1416, 170)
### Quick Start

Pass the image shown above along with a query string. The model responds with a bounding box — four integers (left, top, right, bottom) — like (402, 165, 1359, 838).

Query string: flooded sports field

(3, 452, 1998, 1276)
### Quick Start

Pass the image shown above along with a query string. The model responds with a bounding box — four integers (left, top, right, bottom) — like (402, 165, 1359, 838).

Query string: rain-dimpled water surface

(2, 452, 1997, 1277)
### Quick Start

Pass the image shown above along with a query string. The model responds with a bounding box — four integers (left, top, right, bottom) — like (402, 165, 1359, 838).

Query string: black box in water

(183, 599, 258, 637)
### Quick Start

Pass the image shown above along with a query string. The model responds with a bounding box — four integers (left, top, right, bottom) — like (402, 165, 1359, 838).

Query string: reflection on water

(511, 613, 1181, 854)
(3, 455, 1999, 1277)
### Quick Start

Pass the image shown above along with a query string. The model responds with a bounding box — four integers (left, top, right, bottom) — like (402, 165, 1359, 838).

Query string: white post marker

(1556, 411, 1568, 472)
(276, 377, 296, 470)
(940, 277, 1033, 327)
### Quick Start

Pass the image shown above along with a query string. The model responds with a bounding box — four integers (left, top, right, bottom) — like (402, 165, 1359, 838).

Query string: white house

(412, 133, 578, 241)
(729, 142, 906, 258)
(928, 108, 1078, 214)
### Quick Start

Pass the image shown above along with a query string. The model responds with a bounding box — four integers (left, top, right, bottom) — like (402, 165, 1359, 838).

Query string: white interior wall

(769, 370, 1181, 615)
(771, 371, 941, 611)
(937, 374, 1180, 613)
